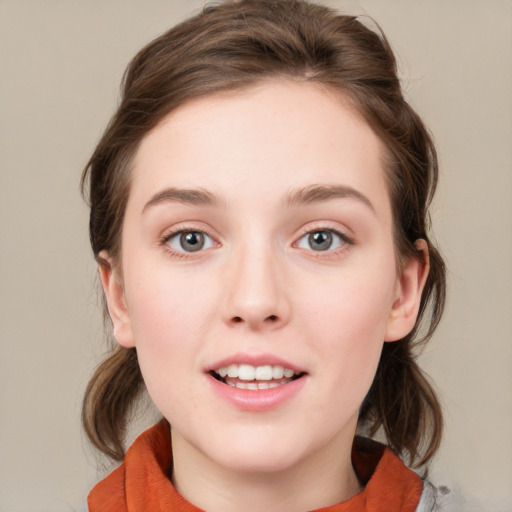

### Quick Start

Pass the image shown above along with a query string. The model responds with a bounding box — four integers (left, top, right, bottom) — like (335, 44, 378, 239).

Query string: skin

(100, 80, 428, 512)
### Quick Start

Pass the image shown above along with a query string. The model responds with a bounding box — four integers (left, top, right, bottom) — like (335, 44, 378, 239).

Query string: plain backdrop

(1, 1, 511, 511)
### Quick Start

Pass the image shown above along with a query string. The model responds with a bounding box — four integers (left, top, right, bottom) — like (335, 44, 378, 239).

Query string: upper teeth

(215, 364, 297, 381)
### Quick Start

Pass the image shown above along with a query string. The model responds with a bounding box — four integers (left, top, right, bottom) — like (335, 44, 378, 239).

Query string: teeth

(214, 364, 299, 382)
(255, 365, 272, 380)
(272, 366, 284, 379)
(227, 364, 238, 378)
(227, 380, 288, 390)
(238, 364, 255, 381)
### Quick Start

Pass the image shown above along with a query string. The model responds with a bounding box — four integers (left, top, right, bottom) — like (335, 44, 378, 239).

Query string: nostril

(228, 314, 281, 326)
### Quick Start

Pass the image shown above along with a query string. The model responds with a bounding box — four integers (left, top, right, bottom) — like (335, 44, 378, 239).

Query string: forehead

(130, 80, 389, 215)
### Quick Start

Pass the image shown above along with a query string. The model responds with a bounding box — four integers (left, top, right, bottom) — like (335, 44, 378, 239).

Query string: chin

(213, 446, 304, 475)
(198, 425, 320, 475)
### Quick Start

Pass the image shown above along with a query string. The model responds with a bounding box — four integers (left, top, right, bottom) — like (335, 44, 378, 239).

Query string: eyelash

(159, 227, 217, 260)
(159, 225, 355, 260)
(294, 225, 355, 256)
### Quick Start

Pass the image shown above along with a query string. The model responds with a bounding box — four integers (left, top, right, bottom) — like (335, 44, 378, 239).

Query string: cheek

(128, 284, 208, 425)
(123, 272, 202, 383)
(301, 263, 396, 344)
(127, 265, 215, 344)
(123, 261, 226, 394)
(298, 260, 397, 401)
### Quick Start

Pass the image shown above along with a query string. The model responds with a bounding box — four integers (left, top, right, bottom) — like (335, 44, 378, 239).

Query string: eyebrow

(142, 187, 223, 213)
(142, 184, 375, 214)
(286, 184, 375, 213)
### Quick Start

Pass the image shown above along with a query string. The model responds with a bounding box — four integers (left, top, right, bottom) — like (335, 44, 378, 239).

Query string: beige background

(1, 1, 511, 511)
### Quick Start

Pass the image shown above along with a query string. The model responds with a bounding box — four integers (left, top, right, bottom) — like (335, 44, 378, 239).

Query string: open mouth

(209, 363, 305, 390)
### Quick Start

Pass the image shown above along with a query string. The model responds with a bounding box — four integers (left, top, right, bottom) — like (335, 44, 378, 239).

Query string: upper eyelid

(158, 222, 354, 246)
(161, 228, 218, 257)
(294, 228, 352, 248)
(160, 223, 218, 241)
(295, 223, 354, 241)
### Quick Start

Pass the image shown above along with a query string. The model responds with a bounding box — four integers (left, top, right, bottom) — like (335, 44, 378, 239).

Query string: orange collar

(88, 420, 422, 512)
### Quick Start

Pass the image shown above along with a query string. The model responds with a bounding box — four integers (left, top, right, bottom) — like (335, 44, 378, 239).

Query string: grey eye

(297, 230, 345, 252)
(168, 231, 214, 253)
(309, 231, 332, 251)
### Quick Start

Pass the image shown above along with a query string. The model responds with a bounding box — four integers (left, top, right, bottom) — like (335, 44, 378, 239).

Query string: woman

(82, 1, 446, 510)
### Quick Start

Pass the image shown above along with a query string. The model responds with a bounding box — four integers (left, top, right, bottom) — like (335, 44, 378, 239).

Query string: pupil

(309, 231, 332, 251)
(180, 232, 204, 252)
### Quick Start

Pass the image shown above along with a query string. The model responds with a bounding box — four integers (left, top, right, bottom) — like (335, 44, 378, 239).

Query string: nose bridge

(222, 235, 290, 330)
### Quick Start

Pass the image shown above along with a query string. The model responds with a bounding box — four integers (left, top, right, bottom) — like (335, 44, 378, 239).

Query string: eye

(166, 230, 215, 253)
(296, 229, 348, 252)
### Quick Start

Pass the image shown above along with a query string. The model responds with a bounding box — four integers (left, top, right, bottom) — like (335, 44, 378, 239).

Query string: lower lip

(207, 374, 307, 412)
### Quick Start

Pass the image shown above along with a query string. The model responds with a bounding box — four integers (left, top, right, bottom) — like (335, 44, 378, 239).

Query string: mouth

(209, 363, 306, 390)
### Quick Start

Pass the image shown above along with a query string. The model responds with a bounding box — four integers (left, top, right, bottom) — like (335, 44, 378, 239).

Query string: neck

(170, 428, 362, 512)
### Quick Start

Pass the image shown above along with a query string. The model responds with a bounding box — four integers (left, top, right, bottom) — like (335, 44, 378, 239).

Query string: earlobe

(98, 251, 136, 348)
(385, 239, 430, 342)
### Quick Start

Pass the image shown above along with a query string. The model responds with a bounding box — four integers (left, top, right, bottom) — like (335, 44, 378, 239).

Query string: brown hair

(81, 0, 445, 467)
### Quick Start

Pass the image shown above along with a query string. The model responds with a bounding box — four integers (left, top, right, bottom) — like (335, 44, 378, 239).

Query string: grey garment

(417, 481, 453, 512)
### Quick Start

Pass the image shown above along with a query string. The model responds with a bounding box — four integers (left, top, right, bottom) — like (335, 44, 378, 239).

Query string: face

(101, 81, 426, 478)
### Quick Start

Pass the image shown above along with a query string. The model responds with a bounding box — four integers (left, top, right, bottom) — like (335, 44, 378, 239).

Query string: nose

(221, 244, 291, 331)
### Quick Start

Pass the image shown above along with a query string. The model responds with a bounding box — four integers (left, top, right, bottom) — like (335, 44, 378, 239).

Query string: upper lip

(205, 353, 306, 374)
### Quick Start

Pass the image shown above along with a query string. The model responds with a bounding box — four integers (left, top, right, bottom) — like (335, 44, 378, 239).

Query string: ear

(385, 239, 430, 342)
(98, 251, 136, 348)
